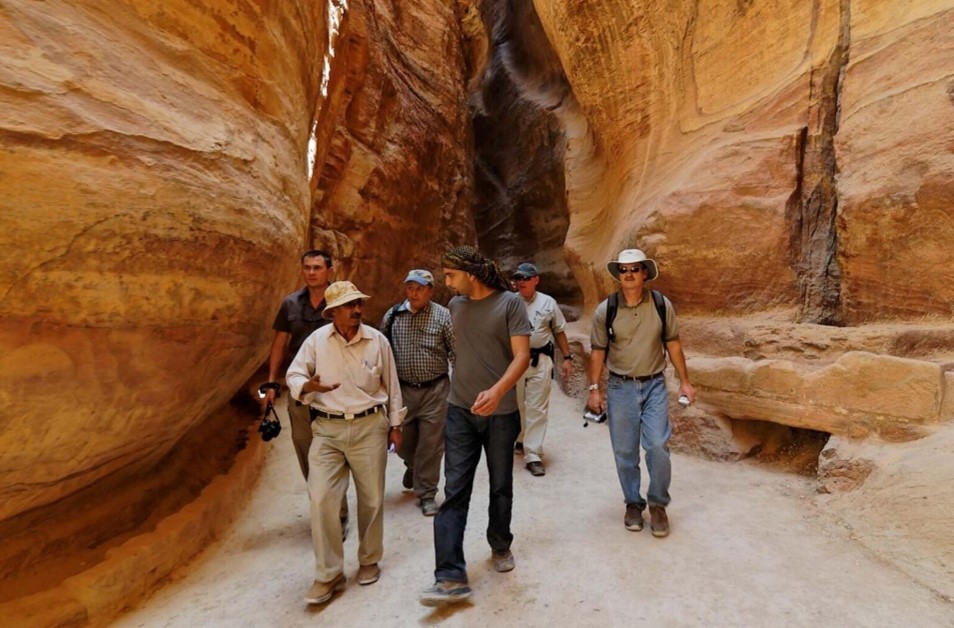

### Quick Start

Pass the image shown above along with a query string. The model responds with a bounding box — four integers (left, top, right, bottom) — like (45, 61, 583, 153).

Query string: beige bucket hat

(322, 281, 371, 319)
(607, 249, 659, 282)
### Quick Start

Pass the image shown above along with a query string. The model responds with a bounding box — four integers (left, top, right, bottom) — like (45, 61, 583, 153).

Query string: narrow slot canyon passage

(114, 386, 953, 625)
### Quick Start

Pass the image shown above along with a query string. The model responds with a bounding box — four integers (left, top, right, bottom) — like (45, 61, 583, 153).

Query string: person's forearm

(555, 331, 571, 358)
(588, 348, 606, 385)
(267, 332, 289, 381)
(666, 340, 691, 384)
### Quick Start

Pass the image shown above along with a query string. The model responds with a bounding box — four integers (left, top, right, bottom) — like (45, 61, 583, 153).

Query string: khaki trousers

(289, 398, 349, 520)
(515, 354, 552, 464)
(308, 408, 389, 582)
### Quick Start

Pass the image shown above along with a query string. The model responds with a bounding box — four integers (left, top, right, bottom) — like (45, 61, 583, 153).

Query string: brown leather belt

(309, 405, 383, 421)
(609, 371, 663, 382)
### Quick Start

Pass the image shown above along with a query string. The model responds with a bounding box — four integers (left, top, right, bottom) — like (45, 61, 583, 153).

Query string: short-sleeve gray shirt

(447, 290, 531, 414)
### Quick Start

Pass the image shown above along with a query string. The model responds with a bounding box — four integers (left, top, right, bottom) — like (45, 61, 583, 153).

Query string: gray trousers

(398, 377, 449, 500)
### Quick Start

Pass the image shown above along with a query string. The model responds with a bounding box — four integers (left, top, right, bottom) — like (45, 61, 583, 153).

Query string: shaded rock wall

(308, 0, 476, 317)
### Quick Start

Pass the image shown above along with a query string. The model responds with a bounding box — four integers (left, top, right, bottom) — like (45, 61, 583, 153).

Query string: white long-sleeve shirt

(286, 323, 406, 427)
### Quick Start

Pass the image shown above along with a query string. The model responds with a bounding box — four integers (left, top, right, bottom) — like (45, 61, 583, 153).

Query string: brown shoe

(402, 468, 413, 490)
(492, 549, 515, 573)
(420, 497, 439, 517)
(357, 563, 380, 585)
(624, 503, 644, 531)
(304, 573, 345, 604)
(649, 505, 669, 538)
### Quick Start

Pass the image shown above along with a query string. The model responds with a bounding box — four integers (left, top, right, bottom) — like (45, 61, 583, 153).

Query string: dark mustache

(350, 312, 362, 320)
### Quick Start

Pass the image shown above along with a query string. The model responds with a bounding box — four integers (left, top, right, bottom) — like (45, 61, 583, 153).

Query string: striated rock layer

(308, 0, 476, 317)
(0, 0, 476, 593)
(0, 0, 328, 525)
(519, 0, 954, 438)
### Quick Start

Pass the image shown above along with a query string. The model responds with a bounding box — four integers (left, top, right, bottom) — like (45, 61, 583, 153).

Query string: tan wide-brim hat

(607, 249, 659, 282)
(322, 281, 371, 319)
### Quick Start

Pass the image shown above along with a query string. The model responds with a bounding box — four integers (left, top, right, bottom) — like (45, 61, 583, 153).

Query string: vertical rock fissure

(787, 0, 851, 325)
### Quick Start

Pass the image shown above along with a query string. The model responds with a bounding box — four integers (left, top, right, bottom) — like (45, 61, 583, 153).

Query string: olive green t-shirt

(589, 290, 679, 377)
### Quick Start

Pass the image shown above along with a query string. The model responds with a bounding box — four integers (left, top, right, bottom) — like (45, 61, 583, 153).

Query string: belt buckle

(344, 412, 356, 420)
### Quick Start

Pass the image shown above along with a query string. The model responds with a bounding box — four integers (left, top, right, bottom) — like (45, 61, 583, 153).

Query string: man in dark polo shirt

(381, 269, 455, 517)
(262, 249, 336, 479)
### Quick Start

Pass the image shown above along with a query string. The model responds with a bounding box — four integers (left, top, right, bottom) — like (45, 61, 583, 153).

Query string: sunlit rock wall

(523, 0, 954, 438)
(308, 0, 477, 317)
(0, 1, 326, 523)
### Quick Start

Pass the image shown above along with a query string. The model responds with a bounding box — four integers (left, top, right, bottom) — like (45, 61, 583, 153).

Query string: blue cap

(511, 262, 539, 279)
(404, 269, 434, 285)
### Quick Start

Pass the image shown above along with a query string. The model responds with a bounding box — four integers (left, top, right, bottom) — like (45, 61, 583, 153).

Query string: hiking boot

(514, 441, 524, 455)
(419, 581, 473, 607)
(624, 503, 644, 531)
(402, 468, 413, 490)
(649, 504, 670, 538)
(526, 461, 545, 477)
(304, 573, 345, 604)
(492, 549, 515, 573)
(357, 563, 380, 585)
(420, 497, 438, 517)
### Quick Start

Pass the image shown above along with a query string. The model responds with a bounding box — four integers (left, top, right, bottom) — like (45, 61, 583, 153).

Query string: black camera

(258, 402, 282, 441)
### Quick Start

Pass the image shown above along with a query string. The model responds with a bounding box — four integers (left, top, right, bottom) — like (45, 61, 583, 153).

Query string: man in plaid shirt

(381, 269, 455, 516)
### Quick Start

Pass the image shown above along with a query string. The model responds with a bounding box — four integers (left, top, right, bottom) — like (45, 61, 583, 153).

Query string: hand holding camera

(258, 401, 282, 441)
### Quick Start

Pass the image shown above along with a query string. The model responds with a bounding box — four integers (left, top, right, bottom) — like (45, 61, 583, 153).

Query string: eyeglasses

(617, 265, 644, 275)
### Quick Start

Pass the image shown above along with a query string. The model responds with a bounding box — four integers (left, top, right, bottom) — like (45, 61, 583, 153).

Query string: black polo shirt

(272, 287, 330, 362)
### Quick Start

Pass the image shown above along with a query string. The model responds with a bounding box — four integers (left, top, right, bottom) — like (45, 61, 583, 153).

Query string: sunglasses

(617, 265, 644, 275)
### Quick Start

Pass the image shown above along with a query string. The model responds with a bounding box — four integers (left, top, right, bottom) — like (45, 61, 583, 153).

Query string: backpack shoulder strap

(651, 289, 667, 344)
(383, 303, 402, 345)
(606, 292, 619, 344)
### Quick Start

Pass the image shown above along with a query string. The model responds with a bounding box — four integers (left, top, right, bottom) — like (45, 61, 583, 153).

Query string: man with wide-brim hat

(586, 248, 695, 539)
(287, 280, 406, 606)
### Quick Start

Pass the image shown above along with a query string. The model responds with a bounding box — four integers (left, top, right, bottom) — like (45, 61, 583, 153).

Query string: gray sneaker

(419, 581, 473, 607)
(420, 497, 438, 517)
(492, 549, 515, 573)
(624, 503, 644, 531)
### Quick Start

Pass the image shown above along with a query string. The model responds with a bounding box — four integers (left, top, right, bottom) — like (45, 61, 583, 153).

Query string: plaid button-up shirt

(381, 300, 455, 384)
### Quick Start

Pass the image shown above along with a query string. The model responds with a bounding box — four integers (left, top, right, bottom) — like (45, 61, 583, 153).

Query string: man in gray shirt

(419, 246, 530, 607)
(381, 269, 455, 517)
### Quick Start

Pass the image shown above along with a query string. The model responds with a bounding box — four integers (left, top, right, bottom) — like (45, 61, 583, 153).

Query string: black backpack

(383, 303, 403, 345)
(605, 290, 667, 356)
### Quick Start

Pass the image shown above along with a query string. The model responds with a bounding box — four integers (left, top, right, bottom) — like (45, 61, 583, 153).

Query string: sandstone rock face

(0, 0, 328, 525)
(308, 0, 476, 318)
(518, 0, 954, 445)
(528, 1, 954, 324)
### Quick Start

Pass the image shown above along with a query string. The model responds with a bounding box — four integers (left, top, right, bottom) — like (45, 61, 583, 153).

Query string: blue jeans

(433, 404, 521, 583)
(606, 373, 672, 508)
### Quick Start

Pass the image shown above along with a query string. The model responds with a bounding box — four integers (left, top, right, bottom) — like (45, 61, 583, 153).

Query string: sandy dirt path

(115, 388, 953, 627)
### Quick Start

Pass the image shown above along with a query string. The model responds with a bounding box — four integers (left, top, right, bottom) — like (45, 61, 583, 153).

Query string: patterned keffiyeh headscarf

(441, 245, 513, 293)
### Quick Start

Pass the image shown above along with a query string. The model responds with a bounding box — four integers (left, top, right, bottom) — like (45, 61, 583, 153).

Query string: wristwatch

(587, 383, 599, 392)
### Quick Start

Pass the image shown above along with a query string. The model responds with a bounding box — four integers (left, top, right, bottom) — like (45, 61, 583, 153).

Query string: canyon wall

(522, 0, 954, 439)
(0, 0, 476, 585)
(308, 0, 477, 315)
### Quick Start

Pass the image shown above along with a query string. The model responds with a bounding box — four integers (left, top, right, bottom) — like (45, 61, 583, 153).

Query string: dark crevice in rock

(470, 0, 580, 304)
(785, 0, 851, 326)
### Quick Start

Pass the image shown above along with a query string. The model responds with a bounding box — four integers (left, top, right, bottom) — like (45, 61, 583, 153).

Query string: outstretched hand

(302, 374, 340, 394)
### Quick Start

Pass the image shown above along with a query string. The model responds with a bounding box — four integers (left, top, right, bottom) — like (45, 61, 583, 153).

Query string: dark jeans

(433, 404, 521, 583)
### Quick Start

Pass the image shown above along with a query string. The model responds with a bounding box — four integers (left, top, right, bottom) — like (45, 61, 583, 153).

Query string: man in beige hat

(287, 281, 406, 605)
(586, 249, 696, 538)
(380, 269, 455, 516)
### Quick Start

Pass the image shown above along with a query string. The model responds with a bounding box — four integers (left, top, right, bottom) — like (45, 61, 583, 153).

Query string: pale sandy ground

(115, 388, 954, 628)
